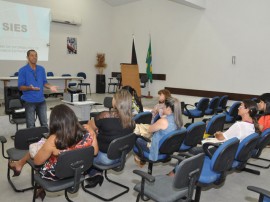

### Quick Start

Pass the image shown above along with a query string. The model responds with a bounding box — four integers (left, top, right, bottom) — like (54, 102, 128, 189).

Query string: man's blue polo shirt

(18, 64, 48, 103)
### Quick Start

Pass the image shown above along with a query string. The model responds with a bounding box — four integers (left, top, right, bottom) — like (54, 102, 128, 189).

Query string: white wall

(0, 0, 113, 97)
(111, 0, 270, 98)
(1, 0, 270, 102)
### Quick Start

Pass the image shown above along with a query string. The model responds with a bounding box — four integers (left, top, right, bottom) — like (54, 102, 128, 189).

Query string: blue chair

(204, 96, 220, 115)
(194, 137, 239, 202)
(133, 128, 187, 174)
(205, 114, 226, 137)
(82, 133, 136, 201)
(216, 95, 229, 113)
(46, 71, 54, 77)
(183, 97, 210, 124)
(10, 72, 18, 77)
(133, 111, 152, 124)
(179, 121, 206, 152)
(231, 133, 259, 172)
(223, 101, 241, 124)
(246, 128, 270, 169)
(62, 74, 77, 88)
(77, 72, 91, 95)
(247, 186, 270, 202)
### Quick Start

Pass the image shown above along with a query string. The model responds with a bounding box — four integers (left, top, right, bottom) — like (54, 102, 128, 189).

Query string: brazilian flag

(146, 39, 152, 83)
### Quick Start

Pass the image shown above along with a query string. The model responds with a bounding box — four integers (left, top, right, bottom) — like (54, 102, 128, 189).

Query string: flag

(131, 38, 137, 64)
(146, 39, 152, 83)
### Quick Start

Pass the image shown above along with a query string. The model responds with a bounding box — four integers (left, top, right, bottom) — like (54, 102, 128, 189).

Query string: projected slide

(0, 1, 51, 61)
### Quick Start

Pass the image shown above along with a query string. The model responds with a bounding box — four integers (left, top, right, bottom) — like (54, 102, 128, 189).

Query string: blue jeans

(88, 151, 120, 176)
(25, 101, 48, 128)
(136, 138, 150, 153)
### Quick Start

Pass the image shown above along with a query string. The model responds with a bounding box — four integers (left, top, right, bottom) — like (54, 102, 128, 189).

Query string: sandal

(35, 188, 46, 201)
(134, 156, 146, 168)
(8, 161, 21, 177)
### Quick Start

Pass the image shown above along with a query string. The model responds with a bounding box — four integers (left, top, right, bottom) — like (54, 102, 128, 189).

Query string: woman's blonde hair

(113, 89, 134, 128)
(164, 97, 183, 129)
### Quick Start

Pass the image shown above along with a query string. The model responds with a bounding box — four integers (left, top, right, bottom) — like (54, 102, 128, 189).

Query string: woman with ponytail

(215, 99, 259, 142)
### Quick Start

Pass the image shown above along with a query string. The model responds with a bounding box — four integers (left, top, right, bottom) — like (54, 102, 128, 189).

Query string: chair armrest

(0, 136, 7, 144)
(203, 142, 220, 158)
(136, 135, 151, 143)
(247, 186, 270, 199)
(133, 170, 155, 183)
(171, 152, 194, 161)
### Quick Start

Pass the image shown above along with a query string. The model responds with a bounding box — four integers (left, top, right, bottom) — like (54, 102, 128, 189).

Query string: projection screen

(0, 1, 51, 61)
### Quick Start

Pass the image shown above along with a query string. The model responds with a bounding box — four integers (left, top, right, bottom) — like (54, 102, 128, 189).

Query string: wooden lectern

(121, 64, 141, 97)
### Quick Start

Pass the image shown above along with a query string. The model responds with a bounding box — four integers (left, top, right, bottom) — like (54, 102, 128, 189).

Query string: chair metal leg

(242, 167, 260, 175)
(64, 190, 74, 202)
(147, 163, 153, 175)
(194, 186, 202, 202)
(247, 157, 270, 169)
(7, 165, 33, 192)
(82, 170, 129, 201)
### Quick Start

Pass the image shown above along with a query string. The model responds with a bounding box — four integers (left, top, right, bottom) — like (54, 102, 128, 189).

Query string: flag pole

(145, 79, 153, 99)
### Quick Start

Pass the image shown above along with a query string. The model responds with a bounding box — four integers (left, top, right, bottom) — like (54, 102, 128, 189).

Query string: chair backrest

(159, 128, 187, 154)
(107, 133, 136, 160)
(62, 74, 71, 77)
(253, 128, 270, 157)
(218, 95, 229, 111)
(116, 74, 122, 85)
(8, 98, 23, 109)
(133, 111, 152, 124)
(235, 133, 259, 162)
(197, 98, 210, 113)
(183, 122, 206, 147)
(207, 96, 220, 113)
(14, 127, 49, 150)
(77, 72, 86, 79)
(47, 72, 54, 77)
(205, 114, 226, 136)
(55, 146, 94, 179)
(228, 101, 241, 117)
(211, 137, 239, 172)
(140, 75, 149, 88)
(103, 97, 113, 109)
(55, 146, 94, 194)
(14, 72, 19, 76)
(174, 153, 205, 189)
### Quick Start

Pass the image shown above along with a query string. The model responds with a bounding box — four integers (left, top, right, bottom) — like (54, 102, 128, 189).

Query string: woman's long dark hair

(122, 85, 143, 112)
(242, 100, 260, 134)
(49, 104, 87, 150)
(259, 93, 270, 115)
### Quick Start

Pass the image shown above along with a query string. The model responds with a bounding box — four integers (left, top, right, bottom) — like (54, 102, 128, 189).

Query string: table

(62, 100, 96, 121)
(0, 76, 83, 92)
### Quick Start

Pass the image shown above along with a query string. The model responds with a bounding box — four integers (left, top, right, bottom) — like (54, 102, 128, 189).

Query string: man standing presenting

(18, 49, 58, 128)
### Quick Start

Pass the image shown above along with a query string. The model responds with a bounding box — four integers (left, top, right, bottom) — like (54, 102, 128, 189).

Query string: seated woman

(84, 89, 135, 188)
(122, 85, 143, 115)
(134, 97, 183, 164)
(168, 99, 259, 177)
(151, 89, 171, 123)
(257, 93, 270, 132)
(8, 104, 98, 198)
(215, 99, 260, 142)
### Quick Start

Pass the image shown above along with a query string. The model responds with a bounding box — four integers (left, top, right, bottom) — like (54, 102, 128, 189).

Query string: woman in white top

(215, 99, 259, 142)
